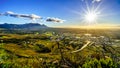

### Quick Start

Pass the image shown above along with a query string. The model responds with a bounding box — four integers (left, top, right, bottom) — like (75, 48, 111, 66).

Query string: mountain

(0, 23, 47, 30)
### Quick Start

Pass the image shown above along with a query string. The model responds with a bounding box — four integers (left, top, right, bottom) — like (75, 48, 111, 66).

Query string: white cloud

(92, 0, 101, 3)
(82, 0, 101, 3)
(2, 11, 42, 20)
(0, 11, 65, 23)
(29, 14, 42, 20)
(95, 0, 101, 2)
(5, 11, 14, 15)
(46, 17, 65, 23)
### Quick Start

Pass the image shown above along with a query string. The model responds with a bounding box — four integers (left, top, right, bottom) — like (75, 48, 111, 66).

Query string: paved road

(71, 41, 93, 53)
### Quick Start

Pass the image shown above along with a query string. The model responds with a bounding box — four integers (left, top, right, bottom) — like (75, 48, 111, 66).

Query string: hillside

(0, 29, 120, 68)
(0, 23, 47, 30)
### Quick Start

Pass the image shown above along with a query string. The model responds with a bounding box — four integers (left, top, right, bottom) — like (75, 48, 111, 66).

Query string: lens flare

(85, 12, 97, 23)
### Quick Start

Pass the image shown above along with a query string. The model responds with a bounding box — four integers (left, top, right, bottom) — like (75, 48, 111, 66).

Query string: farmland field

(0, 28, 120, 68)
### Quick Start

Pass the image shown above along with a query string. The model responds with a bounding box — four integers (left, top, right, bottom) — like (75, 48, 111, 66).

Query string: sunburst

(81, 1, 102, 26)
(71, 0, 103, 26)
(84, 10, 98, 24)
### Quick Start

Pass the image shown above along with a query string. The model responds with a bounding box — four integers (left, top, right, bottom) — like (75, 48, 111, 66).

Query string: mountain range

(0, 23, 47, 30)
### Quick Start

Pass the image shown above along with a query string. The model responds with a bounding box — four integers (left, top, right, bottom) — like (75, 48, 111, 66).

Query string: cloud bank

(0, 11, 65, 23)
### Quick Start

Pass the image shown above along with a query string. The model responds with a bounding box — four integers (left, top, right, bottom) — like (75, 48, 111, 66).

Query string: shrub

(82, 58, 117, 68)
(35, 44, 51, 53)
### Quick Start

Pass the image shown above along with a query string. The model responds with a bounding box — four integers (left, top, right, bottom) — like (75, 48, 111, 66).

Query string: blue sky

(0, 0, 120, 27)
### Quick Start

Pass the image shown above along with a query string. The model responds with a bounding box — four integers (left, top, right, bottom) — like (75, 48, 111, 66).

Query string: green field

(0, 28, 120, 68)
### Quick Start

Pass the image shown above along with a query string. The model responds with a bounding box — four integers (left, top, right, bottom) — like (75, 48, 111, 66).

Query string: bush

(35, 44, 51, 53)
(82, 58, 117, 68)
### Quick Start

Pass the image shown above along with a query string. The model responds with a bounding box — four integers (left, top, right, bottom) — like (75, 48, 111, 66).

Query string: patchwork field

(0, 28, 120, 68)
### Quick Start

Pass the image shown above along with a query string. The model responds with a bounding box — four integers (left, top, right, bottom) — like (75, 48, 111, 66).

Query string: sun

(72, 0, 104, 26)
(80, 0, 102, 26)
(85, 12, 97, 23)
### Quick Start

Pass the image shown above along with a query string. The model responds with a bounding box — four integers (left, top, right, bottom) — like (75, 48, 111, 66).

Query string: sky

(0, 0, 120, 27)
